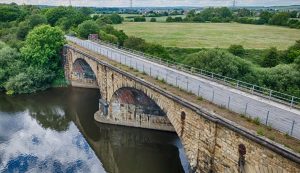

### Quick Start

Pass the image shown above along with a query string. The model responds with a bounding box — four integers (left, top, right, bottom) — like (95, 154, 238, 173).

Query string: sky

(1, 0, 300, 7)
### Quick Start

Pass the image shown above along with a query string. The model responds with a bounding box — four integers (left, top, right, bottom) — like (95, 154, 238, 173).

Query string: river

(0, 87, 189, 173)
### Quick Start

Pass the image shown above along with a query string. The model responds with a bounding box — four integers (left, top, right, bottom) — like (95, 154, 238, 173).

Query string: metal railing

(83, 37, 300, 109)
(66, 35, 300, 139)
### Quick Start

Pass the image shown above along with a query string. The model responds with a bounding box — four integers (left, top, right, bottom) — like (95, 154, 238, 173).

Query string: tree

(134, 16, 146, 22)
(124, 37, 147, 51)
(108, 14, 123, 24)
(259, 11, 272, 24)
(295, 56, 300, 71)
(27, 14, 47, 28)
(0, 4, 22, 22)
(166, 16, 174, 22)
(228, 45, 245, 57)
(0, 45, 23, 90)
(237, 8, 251, 17)
(262, 47, 279, 67)
(150, 18, 157, 22)
(77, 20, 100, 38)
(183, 49, 252, 79)
(21, 25, 65, 70)
(269, 12, 290, 26)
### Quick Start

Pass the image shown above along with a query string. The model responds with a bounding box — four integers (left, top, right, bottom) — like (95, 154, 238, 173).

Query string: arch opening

(71, 58, 97, 87)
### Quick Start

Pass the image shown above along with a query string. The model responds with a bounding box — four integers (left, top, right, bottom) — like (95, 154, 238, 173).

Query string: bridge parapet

(66, 36, 300, 140)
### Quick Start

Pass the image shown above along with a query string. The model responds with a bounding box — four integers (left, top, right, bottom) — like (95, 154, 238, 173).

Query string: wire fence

(80, 37, 300, 109)
(66, 36, 300, 139)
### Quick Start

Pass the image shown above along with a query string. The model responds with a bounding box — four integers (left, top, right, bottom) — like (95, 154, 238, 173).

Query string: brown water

(0, 87, 189, 173)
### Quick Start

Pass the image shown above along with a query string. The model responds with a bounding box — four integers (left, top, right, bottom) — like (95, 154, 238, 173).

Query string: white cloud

(1, 0, 300, 7)
(0, 111, 106, 172)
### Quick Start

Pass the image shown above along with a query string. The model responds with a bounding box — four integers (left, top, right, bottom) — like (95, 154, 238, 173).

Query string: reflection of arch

(109, 87, 165, 117)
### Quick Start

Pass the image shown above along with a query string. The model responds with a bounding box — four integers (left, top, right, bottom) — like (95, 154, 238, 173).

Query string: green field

(115, 22, 300, 49)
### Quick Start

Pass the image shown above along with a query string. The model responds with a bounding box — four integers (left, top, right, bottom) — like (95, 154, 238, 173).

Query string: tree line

(166, 7, 300, 29)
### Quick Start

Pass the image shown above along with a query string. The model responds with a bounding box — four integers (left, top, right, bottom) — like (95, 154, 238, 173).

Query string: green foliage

(5, 66, 55, 94)
(124, 37, 147, 51)
(100, 25, 128, 46)
(98, 30, 118, 44)
(257, 128, 265, 136)
(96, 14, 123, 25)
(185, 7, 232, 23)
(108, 13, 123, 24)
(77, 20, 100, 38)
(134, 16, 146, 22)
(45, 6, 90, 28)
(228, 44, 245, 57)
(0, 4, 22, 22)
(27, 14, 47, 28)
(285, 40, 300, 63)
(150, 18, 157, 22)
(0, 45, 23, 90)
(259, 64, 300, 96)
(21, 25, 65, 70)
(295, 56, 300, 71)
(253, 117, 261, 125)
(123, 36, 172, 60)
(269, 12, 290, 26)
(183, 49, 252, 79)
(262, 47, 279, 67)
(259, 11, 273, 23)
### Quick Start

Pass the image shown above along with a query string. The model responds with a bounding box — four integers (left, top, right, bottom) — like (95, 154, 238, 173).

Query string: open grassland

(115, 22, 300, 49)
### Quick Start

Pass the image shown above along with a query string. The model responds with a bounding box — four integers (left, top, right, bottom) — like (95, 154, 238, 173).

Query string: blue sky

(2, 0, 300, 7)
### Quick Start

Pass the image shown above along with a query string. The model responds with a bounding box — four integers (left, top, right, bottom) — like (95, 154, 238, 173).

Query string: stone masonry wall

(65, 46, 300, 173)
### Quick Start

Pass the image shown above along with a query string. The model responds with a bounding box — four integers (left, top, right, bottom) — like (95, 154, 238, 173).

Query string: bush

(150, 18, 156, 22)
(183, 49, 252, 79)
(262, 47, 279, 67)
(166, 17, 174, 22)
(228, 45, 245, 57)
(134, 16, 146, 22)
(124, 37, 147, 51)
(98, 30, 118, 44)
(77, 20, 100, 38)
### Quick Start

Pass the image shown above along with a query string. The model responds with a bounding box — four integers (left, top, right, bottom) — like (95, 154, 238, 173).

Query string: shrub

(150, 18, 156, 22)
(77, 20, 100, 38)
(262, 47, 279, 67)
(134, 16, 146, 22)
(228, 44, 245, 57)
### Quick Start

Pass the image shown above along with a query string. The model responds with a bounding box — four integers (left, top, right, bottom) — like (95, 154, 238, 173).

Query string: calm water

(0, 87, 189, 173)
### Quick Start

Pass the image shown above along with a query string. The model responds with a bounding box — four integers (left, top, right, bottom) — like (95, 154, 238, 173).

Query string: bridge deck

(66, 36, 300, 140)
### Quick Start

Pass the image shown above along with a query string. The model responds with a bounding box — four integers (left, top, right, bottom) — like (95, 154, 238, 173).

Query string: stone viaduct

(63, 44, 300, 173)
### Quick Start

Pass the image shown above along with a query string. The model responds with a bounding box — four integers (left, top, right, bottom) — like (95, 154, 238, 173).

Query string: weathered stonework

(64, 45, 300, 173)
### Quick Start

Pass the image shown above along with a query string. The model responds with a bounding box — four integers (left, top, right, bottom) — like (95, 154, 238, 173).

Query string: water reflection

(0, 87, 189, 173)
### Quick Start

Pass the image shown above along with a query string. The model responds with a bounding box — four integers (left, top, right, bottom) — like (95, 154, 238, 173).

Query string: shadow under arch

(71, 58, 98, 88)
(108, 87, 166, 117)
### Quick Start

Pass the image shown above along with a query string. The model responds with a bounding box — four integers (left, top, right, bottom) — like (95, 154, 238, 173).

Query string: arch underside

(70, 58, 98, 88)
(95, 87, 175, 132)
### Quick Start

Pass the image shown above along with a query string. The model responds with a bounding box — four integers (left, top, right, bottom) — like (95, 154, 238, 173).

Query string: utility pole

(130, 0, 133, 8)
(233, 0, 236, 8)
(69, 0, 72, 6)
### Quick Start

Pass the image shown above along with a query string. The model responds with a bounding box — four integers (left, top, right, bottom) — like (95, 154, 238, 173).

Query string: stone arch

(108, 87, 165, 118)
(97, 84, 175, 132)
(69, 53, 99, 88)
